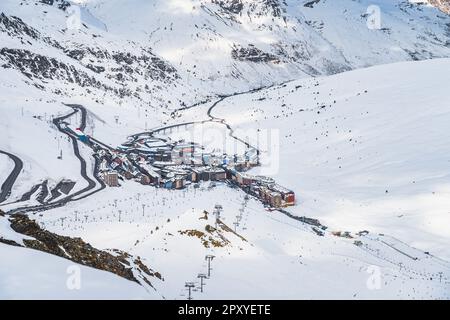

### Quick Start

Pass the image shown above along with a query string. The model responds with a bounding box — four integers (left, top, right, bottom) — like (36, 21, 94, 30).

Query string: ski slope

(0, 243, 151, 299)
(192, 58, 450, 260)
(28, 179, 450, 299)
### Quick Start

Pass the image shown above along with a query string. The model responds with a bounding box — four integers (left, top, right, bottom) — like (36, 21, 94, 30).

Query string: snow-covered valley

(0, 0, 450, 300)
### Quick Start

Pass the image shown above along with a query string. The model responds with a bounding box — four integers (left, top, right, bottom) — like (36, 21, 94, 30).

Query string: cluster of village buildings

(95, 136, 295, 209)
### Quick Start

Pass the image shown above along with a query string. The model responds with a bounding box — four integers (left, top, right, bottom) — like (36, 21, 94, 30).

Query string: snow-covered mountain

(1, 0, 450, 111)
(178, 58, 450, 260)
(1, 0, 450, 299)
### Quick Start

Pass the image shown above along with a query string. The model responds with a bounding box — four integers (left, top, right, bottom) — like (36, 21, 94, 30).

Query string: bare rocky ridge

(0, 13, 61, 48)
(232, 44, 281, 63)
(429, 0, 450, 15)
(211, 0, 244, 14)
(210, 0, 284, 17)
(0, 48, 120, 93)
(39, 0, 71, 11)
(1, 0, 449, 108)
(0, 11, 180, 103)
(0, 210, 162, 288)
(248, 0, 286, 17)
(303, 0, 322, 8)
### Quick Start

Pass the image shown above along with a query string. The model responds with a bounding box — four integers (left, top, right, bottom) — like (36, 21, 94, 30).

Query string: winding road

(6, 104, 105, 215)
(0, 150, 23, 204)
(130, 84, 280, 151)
(4, 82, 296, 219)
(206, 95, 259, 151)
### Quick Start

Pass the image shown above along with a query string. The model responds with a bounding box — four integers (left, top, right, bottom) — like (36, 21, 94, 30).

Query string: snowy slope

(80, 0, 450, 72)
(183, 58, 450, 260)
(299, 0, 450, 66)
(0, 243, 151, 299)
(13, 57, 450, 298)
(28, 177, 450, 299)
(1, 0, 450, 109)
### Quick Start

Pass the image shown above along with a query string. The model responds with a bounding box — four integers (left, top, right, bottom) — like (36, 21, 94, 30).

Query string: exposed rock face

(64, 46, 178, 81)
(39, 0, 71, 11)
(303, 0, 322, 8)
(4, 213, 162, 287)
(111, 50, 179, 82)
(0, 12, 180, 102)
(0, 48, 117, 92)
(209, 0, 285, 18)
(231, 44, 280, 63)
(211, 0, 244, 14)
(429, 0, 450, 15)
(0, 45, 180, 99)
(0, 13, 61, 48)
(178, 217, 247, 248)
(0, 211, 20, 246)
(0, 13, 40, 39)
(248, 0, 285, 17)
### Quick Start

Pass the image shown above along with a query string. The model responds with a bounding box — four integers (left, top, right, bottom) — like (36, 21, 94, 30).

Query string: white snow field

(31, 179, 450, 299)
(22, 58, 450, 298)
(0, 243, 151, 299)
(187, 58, 450, 260)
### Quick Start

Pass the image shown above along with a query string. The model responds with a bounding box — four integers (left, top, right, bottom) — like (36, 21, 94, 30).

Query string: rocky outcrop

(211, 0, 244, 14)
(64, 45, 179, 82)
(0, 12, 180, 103)
(429, 0, 450, 15)
(5, 213, 161, 287)
(111, 50, 179, 82)
(208, 0, 285, 19)
(249, 0, 285, 18)
(178, 214, 247, 249)
(0, 13, 40, 39)
(0, 210, 21, 246)
(0, 13, 62, 48)
(303, 0, 322, 8)
(232, 44, 280, 63)
(39, 0, 71, 11)
(0, 48, 134, 97)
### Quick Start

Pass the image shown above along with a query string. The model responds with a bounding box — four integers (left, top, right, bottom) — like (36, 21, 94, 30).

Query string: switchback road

(0, 150, 23, 203)
(130, 84, 280, 152)
(6, 104, 105, 215)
